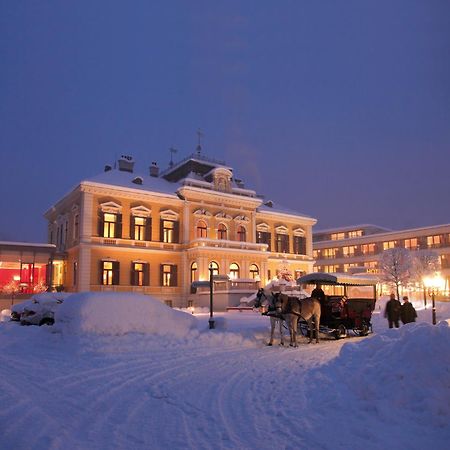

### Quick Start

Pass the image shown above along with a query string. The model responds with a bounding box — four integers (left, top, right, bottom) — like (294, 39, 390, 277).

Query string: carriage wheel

(353, 322, 369, 337)
(334, 324, 347, 340)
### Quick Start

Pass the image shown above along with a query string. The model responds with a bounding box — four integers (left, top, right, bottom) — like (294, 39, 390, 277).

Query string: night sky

(1, 1, 449, 242)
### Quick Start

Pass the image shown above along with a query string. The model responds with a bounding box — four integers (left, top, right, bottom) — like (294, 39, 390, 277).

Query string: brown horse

(276, 294, 321, 346)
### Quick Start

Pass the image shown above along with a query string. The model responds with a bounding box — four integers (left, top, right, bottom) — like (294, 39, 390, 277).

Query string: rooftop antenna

(196, 128, 204, 157)
(169, 147, 177, 167)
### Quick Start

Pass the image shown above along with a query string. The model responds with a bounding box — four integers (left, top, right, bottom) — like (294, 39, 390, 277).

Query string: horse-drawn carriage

(296, 272, 378, 339)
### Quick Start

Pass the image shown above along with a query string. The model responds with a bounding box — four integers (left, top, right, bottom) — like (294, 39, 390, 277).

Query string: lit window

(163, 220, 174, 243)
(133, 217, 146, 241)
(343, 246, 357, 257)
(404, 238, 418, 249)
(249, 264, 259, 279)
(190, 262, 198, 283)
(229, 263, 240, 279)
(331, 232, 345, 240)
(196, 220, 208, 238)
(102, 261, 119, 285)
(103, 213, 117, 238)
(162, 264, 177, 287)
(209, 261, 219, 276)
(427, 235, 441, 248)
(362, 243, 376, 254)
(348, 230, 363, 238)
(323, 248, 338, 258)
(383, 241, 396, 250)
(131, 262, 149, 286)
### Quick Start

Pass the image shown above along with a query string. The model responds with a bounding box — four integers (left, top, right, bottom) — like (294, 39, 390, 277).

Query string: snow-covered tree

(411, 250, 441, 306)
(379, 248, 413, 300)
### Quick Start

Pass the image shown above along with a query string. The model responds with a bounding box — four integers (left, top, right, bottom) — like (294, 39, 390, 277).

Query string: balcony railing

(189, 238, 268, 252)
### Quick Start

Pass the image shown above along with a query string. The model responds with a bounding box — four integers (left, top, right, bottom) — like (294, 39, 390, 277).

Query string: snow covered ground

(0, 293, 449, 450)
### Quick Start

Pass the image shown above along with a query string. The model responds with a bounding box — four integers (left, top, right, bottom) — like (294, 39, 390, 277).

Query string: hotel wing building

(313, 224, 450, 295)
(44, 151, 316, 309)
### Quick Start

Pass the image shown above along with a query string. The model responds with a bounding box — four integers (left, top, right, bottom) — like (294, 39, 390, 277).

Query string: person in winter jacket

(384, 293, 401, 328)
(400, 296, 417, 324)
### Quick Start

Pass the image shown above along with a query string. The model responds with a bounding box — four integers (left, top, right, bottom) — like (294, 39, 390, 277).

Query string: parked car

(14, 293, 69, 326)
(10, 299, 35, 322)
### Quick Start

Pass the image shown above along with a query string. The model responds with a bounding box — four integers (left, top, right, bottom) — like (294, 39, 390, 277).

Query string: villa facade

(44, 151, 316, 309)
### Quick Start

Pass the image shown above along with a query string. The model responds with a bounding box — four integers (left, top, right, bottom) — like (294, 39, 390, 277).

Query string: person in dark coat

(311, 284, 326, 304)
(400, 296, 417, 324)
(384, 293, 401, 328)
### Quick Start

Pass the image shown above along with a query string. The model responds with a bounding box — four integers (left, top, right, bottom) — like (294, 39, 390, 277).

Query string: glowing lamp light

(422, 273, 445, 325)
(13, 275, 20, 281)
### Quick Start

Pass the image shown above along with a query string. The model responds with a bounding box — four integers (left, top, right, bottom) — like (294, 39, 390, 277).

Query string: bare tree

(379, 248, 413, 300)
(411, 250, 441, 307)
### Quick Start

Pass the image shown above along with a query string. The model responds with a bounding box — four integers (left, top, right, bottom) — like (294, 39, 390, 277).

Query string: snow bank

(339, 321, 450, 423)
(55, 292, 197, 337)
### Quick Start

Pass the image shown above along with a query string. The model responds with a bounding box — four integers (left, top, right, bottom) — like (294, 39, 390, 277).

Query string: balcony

(189, 238, 268, 252)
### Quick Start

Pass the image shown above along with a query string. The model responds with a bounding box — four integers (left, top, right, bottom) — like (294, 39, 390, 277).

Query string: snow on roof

(313, 224, 391, 234)
(258, 203, 315, 222)
(84, 168, 180, 197)
(0, 241, 56, 249)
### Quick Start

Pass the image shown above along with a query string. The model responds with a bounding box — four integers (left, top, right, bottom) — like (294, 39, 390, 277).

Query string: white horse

(254, 289, 286, 346)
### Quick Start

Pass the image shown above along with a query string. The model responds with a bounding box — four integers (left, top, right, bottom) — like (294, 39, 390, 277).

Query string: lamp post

(423, 274, 445, 325)
(209, 263, 215, 329)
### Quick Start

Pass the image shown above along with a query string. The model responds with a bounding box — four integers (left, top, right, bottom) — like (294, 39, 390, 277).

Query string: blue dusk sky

(1, 0, 449, 242)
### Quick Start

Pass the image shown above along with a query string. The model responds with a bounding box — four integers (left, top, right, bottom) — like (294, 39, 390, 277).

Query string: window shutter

(130, 262, 135, 286)
(130, 215, 135, 240)
(160, 264, 164, 286)
(99, 261, 104, 285)
(160, 219, 164, 242)
(145, 217, 152, 241)
(112, 261, 120, 285)
(171, 265, 178, 287)
(116, 214, 122, 238)
(98, 211, 104, 237)
(173, 221, 179, 243)
(144, 263, 150, 286)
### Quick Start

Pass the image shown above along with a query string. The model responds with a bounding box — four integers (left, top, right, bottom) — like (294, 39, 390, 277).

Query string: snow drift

(55, 292, 197, 337)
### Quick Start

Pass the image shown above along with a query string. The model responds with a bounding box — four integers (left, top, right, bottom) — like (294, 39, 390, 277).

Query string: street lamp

(423, 274, 445, 325)
(208, 263, 215, 329)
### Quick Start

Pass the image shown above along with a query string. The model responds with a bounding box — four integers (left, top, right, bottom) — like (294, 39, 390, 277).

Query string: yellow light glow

(423, 274, 445, 291)
(13, 275, 20, 281)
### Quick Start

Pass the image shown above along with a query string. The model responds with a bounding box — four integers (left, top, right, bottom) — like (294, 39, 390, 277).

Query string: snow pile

(55, 292, 197, 337)
(337, 321, 450, 425)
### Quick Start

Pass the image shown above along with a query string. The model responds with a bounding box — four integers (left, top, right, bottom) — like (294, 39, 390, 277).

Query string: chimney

(149, 161, 159, 177)
(118, 155, 134, 173)
(104, 165, 112, 172)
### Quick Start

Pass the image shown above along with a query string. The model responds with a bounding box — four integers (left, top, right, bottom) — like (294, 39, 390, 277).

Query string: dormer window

(132, 176, 143, 185)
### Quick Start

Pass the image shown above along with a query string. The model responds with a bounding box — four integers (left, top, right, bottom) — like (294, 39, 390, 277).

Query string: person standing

(384, 293, 401, 328)
(400, 296, 417, 324)
(311, 283, 326, 304)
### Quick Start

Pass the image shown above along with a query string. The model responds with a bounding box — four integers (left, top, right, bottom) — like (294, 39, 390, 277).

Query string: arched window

(218, 223, 227, 240)
(229, 263, 240, 279)
(209, 261, 219, 277)
(190, 262, 198, 283)
(249, 264, 259, 279)
(196, 220, 207, 238)
(237, 225, 246, 242)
